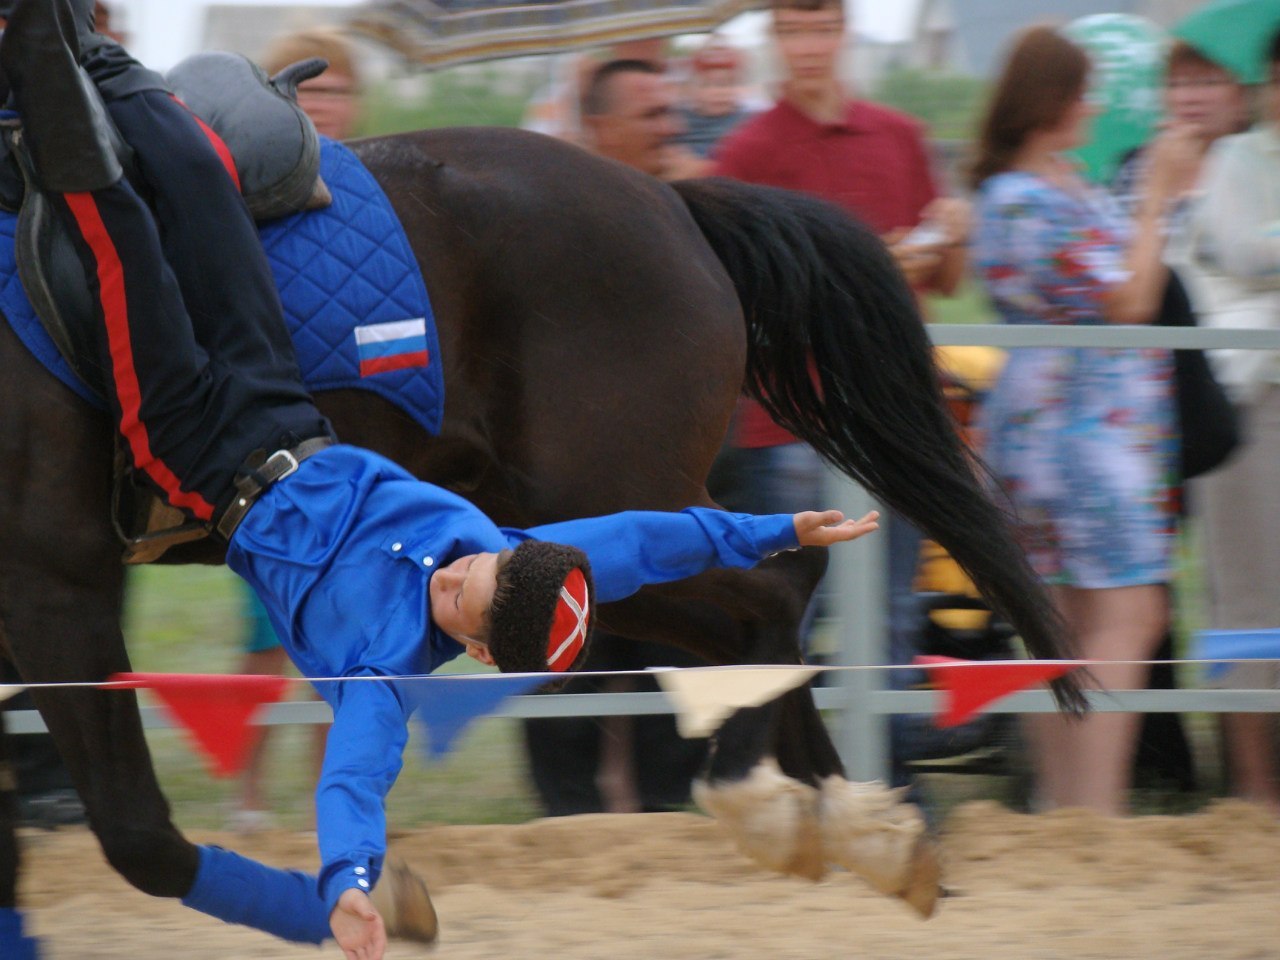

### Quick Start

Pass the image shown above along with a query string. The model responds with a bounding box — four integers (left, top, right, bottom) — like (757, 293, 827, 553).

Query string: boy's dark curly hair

(482, 541, 595, 675)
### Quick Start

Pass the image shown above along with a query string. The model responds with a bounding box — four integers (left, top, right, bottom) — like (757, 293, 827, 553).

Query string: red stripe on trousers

(63, 192, 216, 521)
(170, 95, 241, 192)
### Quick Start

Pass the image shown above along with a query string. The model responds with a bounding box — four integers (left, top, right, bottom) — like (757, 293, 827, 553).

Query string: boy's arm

(525, 507, 795, 603)
(313, 676, 411, 919)
(525, 507, 875, 604)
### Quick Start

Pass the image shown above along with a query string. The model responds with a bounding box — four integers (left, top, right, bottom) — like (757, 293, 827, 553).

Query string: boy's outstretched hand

(331, 889, 387, 960)
(793, 510, 880, 547)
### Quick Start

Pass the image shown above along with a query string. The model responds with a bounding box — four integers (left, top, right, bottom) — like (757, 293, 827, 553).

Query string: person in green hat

(1113, 39, 1249, 222)
(1193, 27, 1280, 818)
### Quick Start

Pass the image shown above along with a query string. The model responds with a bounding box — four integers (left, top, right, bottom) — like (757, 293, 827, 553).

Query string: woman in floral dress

(969, 27, 1199, 814)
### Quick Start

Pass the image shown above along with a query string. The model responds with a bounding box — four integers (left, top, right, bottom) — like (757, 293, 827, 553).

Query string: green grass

(926, 280, 997, 326)
(122, 565, 540, 831)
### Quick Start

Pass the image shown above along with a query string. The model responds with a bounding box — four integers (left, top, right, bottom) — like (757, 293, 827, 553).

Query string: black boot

(0, 0, 120, 191)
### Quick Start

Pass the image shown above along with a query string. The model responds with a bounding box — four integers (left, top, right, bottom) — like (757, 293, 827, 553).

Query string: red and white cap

(546, 568, 590, 672)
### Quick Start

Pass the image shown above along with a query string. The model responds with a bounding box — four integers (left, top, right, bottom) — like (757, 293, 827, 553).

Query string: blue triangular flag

(395, 673, 548, 760)
(1195, 629, 1280, 680)
(0, 908, 40, 960)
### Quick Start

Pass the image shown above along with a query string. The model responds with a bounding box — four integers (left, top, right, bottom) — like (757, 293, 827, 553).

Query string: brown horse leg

(0, 525, 201, 903)
(0, 320, 200, 903)
(597, 556, 835, 777)
(598, 550, 834, 881)
(687, 622, 833, 884)
(607, 549, 837, 776)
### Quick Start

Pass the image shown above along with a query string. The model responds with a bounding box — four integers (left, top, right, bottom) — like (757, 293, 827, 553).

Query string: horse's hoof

(899, 835, 942, 919)
(818, 776, 940, 917)
(372, 858, 439, 944)
(694, 758, 827, 881)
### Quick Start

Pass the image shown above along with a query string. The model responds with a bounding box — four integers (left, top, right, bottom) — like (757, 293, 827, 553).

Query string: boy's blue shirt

(227, 444, 799, 913)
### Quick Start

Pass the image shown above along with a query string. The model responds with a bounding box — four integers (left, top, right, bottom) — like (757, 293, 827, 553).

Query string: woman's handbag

(1158, 270, 1242, 480)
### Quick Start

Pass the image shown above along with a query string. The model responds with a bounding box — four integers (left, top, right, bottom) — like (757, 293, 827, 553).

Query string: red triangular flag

(914, 656, 1079, 728)
(110, 673, 290, 777)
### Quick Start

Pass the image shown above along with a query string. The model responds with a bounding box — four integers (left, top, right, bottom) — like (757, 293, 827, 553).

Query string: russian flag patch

(354, 318, 430, 377)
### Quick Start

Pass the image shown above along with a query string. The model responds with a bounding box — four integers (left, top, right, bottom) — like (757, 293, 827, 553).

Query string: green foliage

(871, 67, 987, 142)
(358, 67, 537, 136)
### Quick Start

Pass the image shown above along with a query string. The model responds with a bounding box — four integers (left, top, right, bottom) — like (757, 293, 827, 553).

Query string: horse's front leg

(0, 326, 201, 906)
(2, 534, 201, 905)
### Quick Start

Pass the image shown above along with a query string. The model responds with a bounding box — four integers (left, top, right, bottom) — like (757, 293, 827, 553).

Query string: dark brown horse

(0, 126, 1075, 935)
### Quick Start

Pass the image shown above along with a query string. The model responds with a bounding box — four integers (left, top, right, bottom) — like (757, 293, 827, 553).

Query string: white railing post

(825, 468, 889, 782)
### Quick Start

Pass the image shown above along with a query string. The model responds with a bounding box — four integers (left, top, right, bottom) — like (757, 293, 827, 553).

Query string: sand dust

(18, 800, 1280, 959)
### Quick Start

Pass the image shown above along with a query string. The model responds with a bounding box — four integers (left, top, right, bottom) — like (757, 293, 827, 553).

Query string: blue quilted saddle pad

(0, 137, 444, 435)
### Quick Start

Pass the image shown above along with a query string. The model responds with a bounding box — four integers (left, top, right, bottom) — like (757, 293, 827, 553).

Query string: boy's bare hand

(331, 889, 387, 960)
(793, 510, 880, 547)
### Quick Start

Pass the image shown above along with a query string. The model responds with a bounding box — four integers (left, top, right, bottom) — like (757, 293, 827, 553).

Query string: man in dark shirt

(579, 58, 684, 177)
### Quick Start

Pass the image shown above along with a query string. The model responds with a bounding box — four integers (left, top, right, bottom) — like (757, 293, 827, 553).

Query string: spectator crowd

(522, 0, 1280, 819)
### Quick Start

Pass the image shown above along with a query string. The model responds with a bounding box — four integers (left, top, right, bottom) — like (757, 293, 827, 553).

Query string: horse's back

(351, 127, 746, 521)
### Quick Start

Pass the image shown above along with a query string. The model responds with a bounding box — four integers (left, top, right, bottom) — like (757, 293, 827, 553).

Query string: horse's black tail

(672, 177, 1083, 711)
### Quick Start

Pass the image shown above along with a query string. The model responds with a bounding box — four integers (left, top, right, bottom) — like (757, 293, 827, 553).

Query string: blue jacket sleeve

(525, 507, 799, 603)
(313, 673, 410, 916)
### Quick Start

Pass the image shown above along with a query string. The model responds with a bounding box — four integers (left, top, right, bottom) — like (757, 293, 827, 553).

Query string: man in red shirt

(707, 0, 968, 739)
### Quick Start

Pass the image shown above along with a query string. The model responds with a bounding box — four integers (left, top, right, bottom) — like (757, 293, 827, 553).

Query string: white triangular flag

(0, 685, 26, 703)
(653, 665, 820, 738)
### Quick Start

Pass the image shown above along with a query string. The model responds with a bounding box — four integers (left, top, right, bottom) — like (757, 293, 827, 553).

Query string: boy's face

(430, 552, 500, 663)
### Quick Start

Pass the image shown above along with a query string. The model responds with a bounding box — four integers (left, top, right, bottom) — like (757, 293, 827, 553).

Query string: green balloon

(1064, 14, 1166, 184)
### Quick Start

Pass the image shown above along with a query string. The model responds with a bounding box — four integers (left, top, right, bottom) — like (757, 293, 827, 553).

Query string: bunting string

(6, 653, 1280, 693)
(0, 628, 1275, 777)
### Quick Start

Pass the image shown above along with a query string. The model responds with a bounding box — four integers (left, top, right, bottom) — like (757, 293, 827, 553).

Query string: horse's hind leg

(598, 558, 827, 857)
(702, 657, 939, 915)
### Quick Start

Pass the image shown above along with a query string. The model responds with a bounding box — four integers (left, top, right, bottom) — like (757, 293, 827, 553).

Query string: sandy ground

(16, 800, 1280, 960)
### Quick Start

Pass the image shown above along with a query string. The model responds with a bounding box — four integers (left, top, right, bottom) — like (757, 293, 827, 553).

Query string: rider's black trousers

(50, 88, 331, 521)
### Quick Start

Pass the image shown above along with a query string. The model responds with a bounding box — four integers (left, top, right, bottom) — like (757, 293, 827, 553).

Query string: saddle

(0, 52, 335, 562)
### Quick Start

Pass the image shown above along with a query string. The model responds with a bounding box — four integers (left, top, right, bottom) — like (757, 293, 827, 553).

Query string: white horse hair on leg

(693, 758, 826, 880)
(818, 776, 941, 917)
